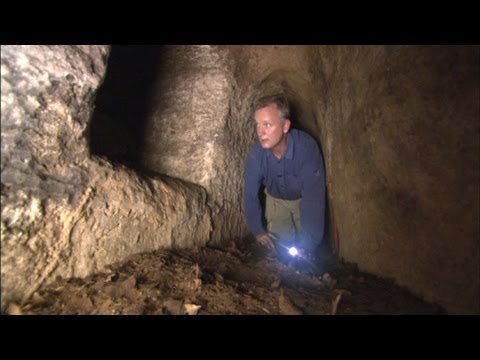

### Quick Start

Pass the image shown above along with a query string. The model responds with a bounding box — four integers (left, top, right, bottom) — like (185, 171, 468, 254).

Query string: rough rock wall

(141, 45, 246, 244)
(310, 45, 479, 314)
(1, 46, 211, 310)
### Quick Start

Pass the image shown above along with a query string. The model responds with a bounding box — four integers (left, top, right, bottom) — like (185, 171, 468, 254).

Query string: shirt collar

(266, 131, 294, 160)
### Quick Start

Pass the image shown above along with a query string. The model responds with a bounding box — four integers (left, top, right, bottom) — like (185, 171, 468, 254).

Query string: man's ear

(283, 119, 291, 133)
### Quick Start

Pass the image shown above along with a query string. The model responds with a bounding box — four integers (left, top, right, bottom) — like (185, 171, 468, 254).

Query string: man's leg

(289, 200, 318, 261)
(289, 200, 303, 246)
(265, 190, 297, 248)
(265, 191, 296, 258)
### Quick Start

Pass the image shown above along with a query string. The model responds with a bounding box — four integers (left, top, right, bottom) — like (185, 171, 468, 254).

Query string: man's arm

(244, 147, 265, 238)
(299, 138, 326, 251)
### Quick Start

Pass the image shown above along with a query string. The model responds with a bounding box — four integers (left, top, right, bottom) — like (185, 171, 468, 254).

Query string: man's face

(254, 103, 290, 150)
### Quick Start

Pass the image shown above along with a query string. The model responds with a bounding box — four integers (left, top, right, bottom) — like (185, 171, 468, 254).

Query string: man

(244, 95, 326, 259)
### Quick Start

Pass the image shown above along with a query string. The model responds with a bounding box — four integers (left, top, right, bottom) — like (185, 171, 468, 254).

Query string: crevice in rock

(88, 45, 164, 171)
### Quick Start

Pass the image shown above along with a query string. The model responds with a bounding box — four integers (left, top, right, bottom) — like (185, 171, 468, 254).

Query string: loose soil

(15, 240, 444, 315)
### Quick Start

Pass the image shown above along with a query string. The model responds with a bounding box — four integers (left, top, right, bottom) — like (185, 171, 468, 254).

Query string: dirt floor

(12, 240, 444, 315)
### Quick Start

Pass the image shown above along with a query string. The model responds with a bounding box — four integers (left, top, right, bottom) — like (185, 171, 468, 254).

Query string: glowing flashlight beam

(288, 247, 298, 257)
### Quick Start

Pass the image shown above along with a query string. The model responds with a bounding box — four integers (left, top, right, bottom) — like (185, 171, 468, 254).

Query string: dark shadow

(288, 99, 333, 254)
(88, 45, 164, 170)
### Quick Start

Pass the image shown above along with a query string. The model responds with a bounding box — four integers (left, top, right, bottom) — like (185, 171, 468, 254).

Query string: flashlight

(288, 247, 299, 257)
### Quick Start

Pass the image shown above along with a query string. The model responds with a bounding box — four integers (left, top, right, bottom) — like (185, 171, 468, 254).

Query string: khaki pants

(264, 189, 302, 245)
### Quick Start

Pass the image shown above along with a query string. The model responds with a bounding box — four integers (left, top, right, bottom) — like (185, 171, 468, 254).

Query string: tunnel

(1, 45, 478, 315)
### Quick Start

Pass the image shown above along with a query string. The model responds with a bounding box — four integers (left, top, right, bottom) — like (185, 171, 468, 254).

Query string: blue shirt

(244, 128, 326, 248)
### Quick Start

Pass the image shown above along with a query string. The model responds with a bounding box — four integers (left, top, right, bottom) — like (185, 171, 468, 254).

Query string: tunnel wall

(141, 45, 252, 245)
(310, 45, 479, 314)
(1, 45, 211, 311)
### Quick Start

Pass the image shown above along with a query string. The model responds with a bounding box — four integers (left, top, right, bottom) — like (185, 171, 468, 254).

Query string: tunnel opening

(88, 45, 164, 171)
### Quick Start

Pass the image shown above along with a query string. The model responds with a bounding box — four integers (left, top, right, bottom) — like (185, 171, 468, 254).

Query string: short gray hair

(254, 95, 291, 121)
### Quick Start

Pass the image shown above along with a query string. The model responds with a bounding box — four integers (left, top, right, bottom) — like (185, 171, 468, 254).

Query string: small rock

(183, 303, 201, 315)
(31, 292, 46, 305)
(270, 278, 281, 289)
(214, 273, 224, 283)
(6, 303, 23, 315)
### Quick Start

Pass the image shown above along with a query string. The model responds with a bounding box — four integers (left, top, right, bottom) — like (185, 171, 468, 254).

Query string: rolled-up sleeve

(244, 147, 265, 237)
(299, 139, 326, 250)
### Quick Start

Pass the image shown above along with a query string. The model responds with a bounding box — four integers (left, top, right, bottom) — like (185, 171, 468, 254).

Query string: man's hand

(256, 232, 277, 250)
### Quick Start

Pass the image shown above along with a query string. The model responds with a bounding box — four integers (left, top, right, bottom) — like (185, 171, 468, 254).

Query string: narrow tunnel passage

(88, 45, 336, 257)
(2, 45, 477, 315)
(7, 46, 444, 315)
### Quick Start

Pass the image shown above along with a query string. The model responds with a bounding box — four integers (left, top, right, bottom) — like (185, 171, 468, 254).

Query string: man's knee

(268, 221, 296, 241)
